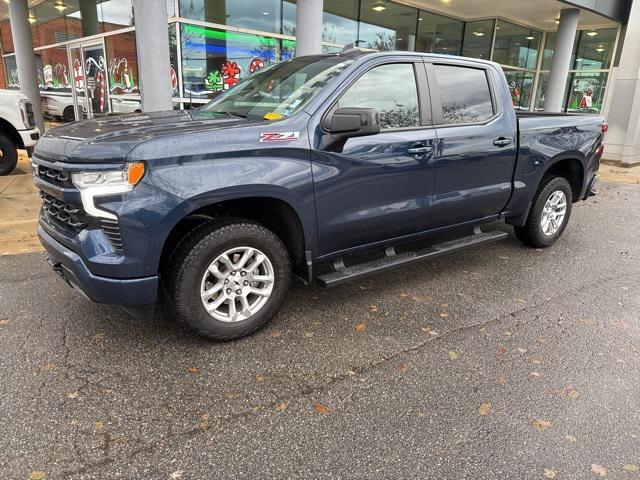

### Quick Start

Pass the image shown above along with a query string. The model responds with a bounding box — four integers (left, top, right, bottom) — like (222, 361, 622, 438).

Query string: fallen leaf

(563, 434, 577, 442)
(251, 406, 259, 412)
(439, 312, 449, 318)
(41, 363, 56, 372)
(591, 464, 607, 477)
(70, 419, 78, 426)
(303, 331, 314, 338)
(543, 468, 557, 478)
(530, 371, 542, 377)
(314, 402, 329, 414)
(0, 319, 9, 325)
(170, 471, 184, 479)
(623, 464, 639, 472)
(256, 374, 265, 382)
(199, 413, 209, 430)
(517, 347, 528, 353)
(421, 326, 438, 336)
(532, 359, 542, 365)
(448, 351, 458, 360)
(66, 392, 80, 399)
(400, 293, 409, 298)
(496, 375, 508, 385)
(497, 347, 508, 355)
(95, 420, 104, 432)
(275, 402, 288, 412)
(532, 419, 551, 431)
(515, 298, 526, 304)
(355, 323, 366, 333)
(479, 402, 491, 416)
(224, 392, 241, 399)
(557, 384, 579, 400)
(29, 472, 46, 480)
(398, 363, 410, 372)
(91, 332, 105, 342)
(186, 366, 199, 374)
(369, 305, 379, 312)
(270, 330, 281, 337)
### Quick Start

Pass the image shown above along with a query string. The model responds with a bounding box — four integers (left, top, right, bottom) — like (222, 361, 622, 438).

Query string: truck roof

(334, 48, 499, 68)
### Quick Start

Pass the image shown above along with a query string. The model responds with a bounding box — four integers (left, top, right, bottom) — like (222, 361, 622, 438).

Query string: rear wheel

(63, 106, 76, 122)
(0, 133, 18, 176)
(167, 220, 291, 341)
(515, 176, 573, 248)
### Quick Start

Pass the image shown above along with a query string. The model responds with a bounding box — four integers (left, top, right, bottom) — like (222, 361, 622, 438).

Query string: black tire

(63, 106, 76, 123)
(166, 219, 291, 341)
(0, 134, 18, 176)
(514, 175, 573, 248)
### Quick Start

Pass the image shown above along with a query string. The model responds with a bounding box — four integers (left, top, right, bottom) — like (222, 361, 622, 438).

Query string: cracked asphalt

(1, 181, 639, 480)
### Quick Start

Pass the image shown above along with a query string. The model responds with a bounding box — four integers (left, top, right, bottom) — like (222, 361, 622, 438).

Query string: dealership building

(1, 0, 639, 165)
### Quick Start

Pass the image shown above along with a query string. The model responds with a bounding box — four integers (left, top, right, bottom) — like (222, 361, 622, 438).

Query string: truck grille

(38, 165, 73, 188)
(40, 191, 89, 232)
(99, 218, 123, 252)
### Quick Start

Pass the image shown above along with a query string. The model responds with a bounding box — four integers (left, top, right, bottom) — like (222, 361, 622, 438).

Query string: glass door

(68, 41, 110, 120)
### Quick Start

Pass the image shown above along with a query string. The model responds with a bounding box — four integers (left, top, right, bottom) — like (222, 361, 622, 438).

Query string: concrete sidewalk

(0, 153, 42, 255)
(600, 162, 640, 185)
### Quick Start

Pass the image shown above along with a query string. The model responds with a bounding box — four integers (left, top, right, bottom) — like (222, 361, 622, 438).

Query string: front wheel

(0, 134, 18, 176)
(515, 176, 573, 248)
(166, 220, 291, 341)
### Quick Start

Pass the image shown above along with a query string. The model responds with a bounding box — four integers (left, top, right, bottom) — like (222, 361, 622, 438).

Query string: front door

(69, 42, 110, 120)
(311, 60, 437, 257)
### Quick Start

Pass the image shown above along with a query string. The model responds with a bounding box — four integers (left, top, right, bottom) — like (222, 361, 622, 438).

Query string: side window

(338, 63, 420, 130)
(434, 65, 494, 125)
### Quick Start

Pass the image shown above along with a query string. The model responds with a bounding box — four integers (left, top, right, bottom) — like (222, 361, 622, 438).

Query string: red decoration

(222, 61, 241, 89)
(249, 58, 265, 74)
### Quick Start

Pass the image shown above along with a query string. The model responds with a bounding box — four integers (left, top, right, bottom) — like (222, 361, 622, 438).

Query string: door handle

(408, 145, 433, 155)
(493, 138, 512, 147)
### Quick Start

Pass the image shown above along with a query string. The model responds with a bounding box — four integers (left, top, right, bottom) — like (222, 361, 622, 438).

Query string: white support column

(544, 8, 580, 112)
(8, 0, 45, 134)
(603, 0, 640, 166)
(295, 0, 324, 57)
(132, 0, 173, 112)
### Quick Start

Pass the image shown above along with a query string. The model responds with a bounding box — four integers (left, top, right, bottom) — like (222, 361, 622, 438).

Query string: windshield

(200, 55, 354, 120)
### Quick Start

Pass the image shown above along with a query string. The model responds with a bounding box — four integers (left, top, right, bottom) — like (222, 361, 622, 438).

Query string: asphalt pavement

(1, 181, 639, 480)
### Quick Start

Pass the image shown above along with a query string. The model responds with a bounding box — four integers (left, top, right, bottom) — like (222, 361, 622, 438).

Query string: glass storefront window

(566, 71, 608, 112)
(105, 31, 141, 113)
(323, 0, 358, 46)
(179, 0, 282, 34)
(358, 0, 418, 51)
(534, 71, 549, 111)
(169, 23, 179, 97)
(462, 19, 494, 59)
(493, 20, 541, 70)
(4, 55, 19, 89)
(37, 46, 72, 93)
(415, 11, 463, 55)
(180, 23, 280, 100)
(573, 28, 616, 70)
(504, 69, 534, 110)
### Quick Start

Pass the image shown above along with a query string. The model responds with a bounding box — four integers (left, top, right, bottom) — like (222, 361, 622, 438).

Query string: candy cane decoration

(73, 58, 84, 90)
(85, 56, 107, 113)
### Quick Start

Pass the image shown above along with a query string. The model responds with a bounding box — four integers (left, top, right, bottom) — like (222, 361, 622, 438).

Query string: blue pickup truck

(33, 50, 605, 340)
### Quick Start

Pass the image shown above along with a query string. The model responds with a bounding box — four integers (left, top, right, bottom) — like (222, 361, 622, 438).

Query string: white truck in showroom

(0, 89, 41, 175)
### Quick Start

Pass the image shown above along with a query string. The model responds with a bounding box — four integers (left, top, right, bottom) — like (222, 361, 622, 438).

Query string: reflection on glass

(493, 19, 541, 69)
(4, 55, 19, 89)
(566, 72, 608, 112)
(358, 0, 418, 51)
(338, 63, 419, 129)
(416, 11, 463, 55)
(169, 23, 179, 97)
(462, 19, 494, 59)
(573, 28, 616, 70)
(105, 31, 142, 114)
(179, 0, 282, 34)
(504, 69, 534, 110)
(534, 72, 549, 110)
(434, 64, 494, 124)
(180, 23, 281, 100)
(323, 0, 358, 45)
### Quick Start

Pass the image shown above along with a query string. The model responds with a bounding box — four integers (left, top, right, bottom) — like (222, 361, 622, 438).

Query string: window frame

(425, 59, 501, 128)
(320, 57, 432, 133)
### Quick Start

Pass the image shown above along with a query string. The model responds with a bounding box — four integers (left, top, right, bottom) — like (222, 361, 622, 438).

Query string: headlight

(19, 99, 35, 128)
(72, 162, 145, 219)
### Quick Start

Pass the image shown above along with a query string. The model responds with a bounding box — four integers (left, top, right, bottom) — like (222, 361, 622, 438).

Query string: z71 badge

(259, 132, 300, 143)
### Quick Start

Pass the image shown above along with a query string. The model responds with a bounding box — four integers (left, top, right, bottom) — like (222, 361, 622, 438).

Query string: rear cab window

(432, 64, 495, 125)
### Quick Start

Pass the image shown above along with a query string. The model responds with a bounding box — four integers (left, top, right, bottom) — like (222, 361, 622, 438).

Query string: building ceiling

(401, 0, 619, 30)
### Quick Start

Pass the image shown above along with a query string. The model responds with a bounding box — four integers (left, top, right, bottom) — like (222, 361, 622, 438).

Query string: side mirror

(326, 107, 380, 138)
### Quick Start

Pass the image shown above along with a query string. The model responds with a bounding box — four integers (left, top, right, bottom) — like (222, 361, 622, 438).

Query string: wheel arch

(541, 154, 586, 202)
(158, 193, 310, 280)
(0, 118, 24, 149)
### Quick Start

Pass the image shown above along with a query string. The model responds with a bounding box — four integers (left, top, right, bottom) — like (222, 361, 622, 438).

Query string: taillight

(602, 122, 608, 133)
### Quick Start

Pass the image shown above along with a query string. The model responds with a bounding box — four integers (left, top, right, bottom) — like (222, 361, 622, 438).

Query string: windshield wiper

(208, 110, 248, 119)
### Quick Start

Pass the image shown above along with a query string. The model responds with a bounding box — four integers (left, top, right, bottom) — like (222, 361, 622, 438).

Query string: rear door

(310, 57, 438, 257)
(426, 60, 517, 228)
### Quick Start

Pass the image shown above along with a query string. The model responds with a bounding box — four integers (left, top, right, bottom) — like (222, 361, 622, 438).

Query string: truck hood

(34, 109, 263, 164)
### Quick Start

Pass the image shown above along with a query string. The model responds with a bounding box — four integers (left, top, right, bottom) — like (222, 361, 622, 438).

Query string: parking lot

(1, 180, 639, 479)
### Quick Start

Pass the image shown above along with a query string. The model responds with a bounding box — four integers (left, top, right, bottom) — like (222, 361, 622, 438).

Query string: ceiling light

(555, 19, 559, 24)
(28, 10, 36, 23)
(526, 36, 535, 40)
(419, 17, 423, 21)
(54, 1, 66, 11)
(372, 3, 386, 12)
(596, 47, 605, 52)
(586, 31, 598, 36)
(262, 11, 269, 15)
(473, 31, 485, 36)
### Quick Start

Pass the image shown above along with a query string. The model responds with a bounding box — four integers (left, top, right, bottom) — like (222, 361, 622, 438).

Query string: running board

(316, 229, 508, 287)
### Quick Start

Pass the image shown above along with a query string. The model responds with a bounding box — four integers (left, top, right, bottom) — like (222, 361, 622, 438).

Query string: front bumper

(19, 127, 40, 149)
(39, 225, 158, 306)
